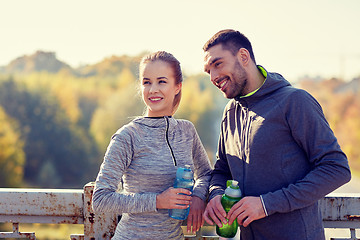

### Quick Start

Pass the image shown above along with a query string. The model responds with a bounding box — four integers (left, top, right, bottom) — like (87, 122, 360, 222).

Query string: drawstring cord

(165, 116, 177, 166)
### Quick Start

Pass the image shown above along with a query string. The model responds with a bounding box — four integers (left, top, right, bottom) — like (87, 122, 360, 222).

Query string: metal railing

(0, 182, 359, 240)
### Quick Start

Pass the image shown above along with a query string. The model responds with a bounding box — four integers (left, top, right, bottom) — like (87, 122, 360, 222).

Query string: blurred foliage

(0, 51, 359, 189)
(0, 106, 25, 187)
(0, 53, 227, 188)
(90, 81, 144, 151)
(0, 78, 98, 188)
(0, 222, 83, 239)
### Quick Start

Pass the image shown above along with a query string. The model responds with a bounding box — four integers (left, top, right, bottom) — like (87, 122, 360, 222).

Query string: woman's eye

(215, 62, 222, 67)
(159, 80, 167, 84)
(143, 80, 150, 85)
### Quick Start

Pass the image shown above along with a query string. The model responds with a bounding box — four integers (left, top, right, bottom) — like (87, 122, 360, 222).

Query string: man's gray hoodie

(209, 67, 351, 240)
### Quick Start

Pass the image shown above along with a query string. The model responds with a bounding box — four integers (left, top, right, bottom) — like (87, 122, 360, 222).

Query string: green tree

(0, 79, 98, 188)
(117, 67, 136, 90)
(0, 106, 25, 187)
(90, 81, 144, 152)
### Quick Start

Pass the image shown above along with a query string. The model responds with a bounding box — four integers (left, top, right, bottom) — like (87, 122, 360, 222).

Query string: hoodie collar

(239, 65, 267, 98)
(235, 65, 291, 102)
(133, 116, 178, 129)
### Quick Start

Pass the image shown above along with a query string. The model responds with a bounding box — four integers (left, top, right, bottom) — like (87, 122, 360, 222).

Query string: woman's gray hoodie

(92, 116, 212, 240)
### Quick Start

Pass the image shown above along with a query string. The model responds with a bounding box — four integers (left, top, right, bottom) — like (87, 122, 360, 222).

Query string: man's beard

(226, 60, 248, 99)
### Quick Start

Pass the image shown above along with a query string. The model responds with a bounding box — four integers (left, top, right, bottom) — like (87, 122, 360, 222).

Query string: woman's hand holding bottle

(156, 187, 192, 209)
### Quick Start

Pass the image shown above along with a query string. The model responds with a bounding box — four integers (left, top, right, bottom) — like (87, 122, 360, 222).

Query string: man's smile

(216, 76, 229, 91)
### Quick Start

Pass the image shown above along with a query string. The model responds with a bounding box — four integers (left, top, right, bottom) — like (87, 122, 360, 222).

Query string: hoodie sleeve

(261, 89, 351, 215)
(189, 122, 213, 201)
(92, 127, 157, 214)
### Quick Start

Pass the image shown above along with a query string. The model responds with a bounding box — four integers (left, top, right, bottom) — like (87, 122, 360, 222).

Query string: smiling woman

(139, 52, 183, 117)
(91, 51, 212, 239)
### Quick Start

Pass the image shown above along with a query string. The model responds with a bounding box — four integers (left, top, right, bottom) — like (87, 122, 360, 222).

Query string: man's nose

(210, 70, 219, 85)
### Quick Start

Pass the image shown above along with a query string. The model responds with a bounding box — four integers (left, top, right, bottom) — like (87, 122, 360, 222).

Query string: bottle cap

(176, 165, 193, 180)
(231, 180, 239, 188)
(225, 180, 241, 198)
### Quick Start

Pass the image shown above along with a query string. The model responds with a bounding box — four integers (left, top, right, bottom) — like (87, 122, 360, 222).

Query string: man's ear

(236, 48, 250, 66)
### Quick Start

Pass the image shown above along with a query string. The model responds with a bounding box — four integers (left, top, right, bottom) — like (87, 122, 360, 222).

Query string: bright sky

(1, 0, 360, 82)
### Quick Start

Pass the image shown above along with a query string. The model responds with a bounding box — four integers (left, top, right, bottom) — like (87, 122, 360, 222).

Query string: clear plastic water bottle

(216, 180, 242, 238)
(169, 165, 194, 220)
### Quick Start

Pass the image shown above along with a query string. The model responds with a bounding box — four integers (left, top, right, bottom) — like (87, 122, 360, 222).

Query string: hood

(235, 66, 292, 102)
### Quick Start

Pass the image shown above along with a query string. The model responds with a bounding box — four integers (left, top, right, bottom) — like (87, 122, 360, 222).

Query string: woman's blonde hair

(139, 51, 183, 115)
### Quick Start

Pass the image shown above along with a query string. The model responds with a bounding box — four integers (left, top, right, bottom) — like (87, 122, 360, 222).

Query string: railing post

(83, 182, 117, 240)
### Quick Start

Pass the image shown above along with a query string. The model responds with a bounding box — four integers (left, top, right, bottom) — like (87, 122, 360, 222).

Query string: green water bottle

(216, 180, 242, 238)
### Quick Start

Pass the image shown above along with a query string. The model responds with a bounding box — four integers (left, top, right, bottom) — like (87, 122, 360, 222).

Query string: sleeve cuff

(260, 195, 268, 217)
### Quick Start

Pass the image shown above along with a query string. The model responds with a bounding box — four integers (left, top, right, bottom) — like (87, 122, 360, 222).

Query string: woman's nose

(149, 83, 159, 93)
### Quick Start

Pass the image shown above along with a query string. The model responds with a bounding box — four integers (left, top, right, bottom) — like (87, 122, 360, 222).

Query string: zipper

(165, 116, 177, 166)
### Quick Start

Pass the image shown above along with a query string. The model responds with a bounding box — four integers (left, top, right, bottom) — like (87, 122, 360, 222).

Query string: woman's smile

(149, 96, 163, 102)
(140, 60, 181, 117)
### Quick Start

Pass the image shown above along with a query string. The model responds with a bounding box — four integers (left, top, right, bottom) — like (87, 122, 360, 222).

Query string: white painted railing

(0, 182, 359, 240)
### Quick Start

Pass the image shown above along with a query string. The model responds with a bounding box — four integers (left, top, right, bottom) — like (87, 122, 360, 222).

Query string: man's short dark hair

(203, 29, 256, 63)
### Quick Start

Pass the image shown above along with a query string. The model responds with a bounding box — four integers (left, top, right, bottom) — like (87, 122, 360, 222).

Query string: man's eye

(215, 62, 222, 67)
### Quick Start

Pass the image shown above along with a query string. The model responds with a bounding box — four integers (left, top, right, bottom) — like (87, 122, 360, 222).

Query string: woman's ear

(175, 82, 182, 95)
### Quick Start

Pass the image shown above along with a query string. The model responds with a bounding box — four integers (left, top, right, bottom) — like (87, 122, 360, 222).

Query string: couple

(92, 29, 351, 240)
